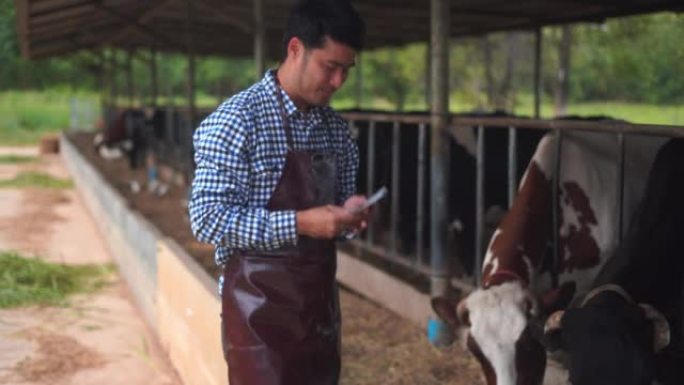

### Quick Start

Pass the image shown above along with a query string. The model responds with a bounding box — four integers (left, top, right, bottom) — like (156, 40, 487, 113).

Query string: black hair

(282, 0, 365, 59)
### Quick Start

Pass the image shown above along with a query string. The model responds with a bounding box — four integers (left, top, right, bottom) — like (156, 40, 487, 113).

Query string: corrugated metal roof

(14, 0, 684, 59)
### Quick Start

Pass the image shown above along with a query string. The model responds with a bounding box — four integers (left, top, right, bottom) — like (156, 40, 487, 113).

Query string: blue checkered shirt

(189, 70, 359, 280)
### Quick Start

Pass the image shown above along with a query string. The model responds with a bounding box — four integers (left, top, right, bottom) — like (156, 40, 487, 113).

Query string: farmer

(188, 0, 368, 383)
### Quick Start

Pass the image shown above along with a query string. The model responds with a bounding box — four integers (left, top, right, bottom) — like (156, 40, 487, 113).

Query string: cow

(93, 108, 149, 168)
(543, 137, 684, 385)
(433, 129, 667, 385)
(350, 110, 545, 276)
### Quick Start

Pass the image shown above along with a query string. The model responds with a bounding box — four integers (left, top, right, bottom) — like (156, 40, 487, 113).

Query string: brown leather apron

(221, 83, 341, 385)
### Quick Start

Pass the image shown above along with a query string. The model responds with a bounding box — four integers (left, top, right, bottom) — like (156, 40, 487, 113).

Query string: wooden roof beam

(94, 1, 182, 50)
(193, 0, 253, 33)
(29, 13, 114, 39)
(106, 0, 176, 44)
(14, 0, 31, 58)
(30, 3, 96, 27)
(30, 0, 92, 15)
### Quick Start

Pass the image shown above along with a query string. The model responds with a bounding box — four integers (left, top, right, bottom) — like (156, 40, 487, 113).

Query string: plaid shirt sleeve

(188, 107, 297, 251)
(335, 116, 359, 205)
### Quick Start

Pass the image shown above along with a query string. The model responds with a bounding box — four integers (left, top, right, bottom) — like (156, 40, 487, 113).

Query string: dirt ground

(65, 132, 486, 385)
(0, 146, 182, 385)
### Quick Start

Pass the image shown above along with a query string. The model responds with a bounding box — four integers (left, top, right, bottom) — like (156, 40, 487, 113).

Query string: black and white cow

(93, 108, 149, 168)
(353, 110, 545, 275)
(543, 137, 684, 385)
(433, 129, 667, 385)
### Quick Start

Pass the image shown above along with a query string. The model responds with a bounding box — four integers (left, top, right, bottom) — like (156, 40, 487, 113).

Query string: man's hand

(296, 195, 370, 239)
(341, 195, 370, 236)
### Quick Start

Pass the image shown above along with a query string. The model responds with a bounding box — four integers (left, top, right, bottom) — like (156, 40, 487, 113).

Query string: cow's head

(543, 285, 671, 385)
(433, 280, 575, 385)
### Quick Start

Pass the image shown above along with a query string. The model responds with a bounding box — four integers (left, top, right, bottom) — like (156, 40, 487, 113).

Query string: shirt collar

(263, 69, 325, 124)
(264, 69, 297, 118)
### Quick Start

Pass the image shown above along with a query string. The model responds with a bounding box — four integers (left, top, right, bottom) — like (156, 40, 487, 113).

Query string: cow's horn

(639, 304, 671, 352)
(544, 310, 565, 333)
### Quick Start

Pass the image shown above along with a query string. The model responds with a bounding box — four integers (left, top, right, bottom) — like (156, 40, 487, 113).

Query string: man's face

(291, 36, 356, 107)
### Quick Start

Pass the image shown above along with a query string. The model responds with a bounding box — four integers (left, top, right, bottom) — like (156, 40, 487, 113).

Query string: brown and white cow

(543, 138, 684, 385)
(433, 130, 666, 385)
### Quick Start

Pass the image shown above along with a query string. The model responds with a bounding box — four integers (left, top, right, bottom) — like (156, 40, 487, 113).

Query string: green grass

(0, 251, 114, 308)
(2, 90, 681, 147)
(0, 171, 73, 189)
(560, 102, 684, 126)
(333, 94, 684, 126)
(0, 90, 100, 146)
(0, 155, 37, 164)
(510, 94, 684, 125)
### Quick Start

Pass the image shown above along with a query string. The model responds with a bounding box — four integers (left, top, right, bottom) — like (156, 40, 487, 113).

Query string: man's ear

(286, 37, 304, 60)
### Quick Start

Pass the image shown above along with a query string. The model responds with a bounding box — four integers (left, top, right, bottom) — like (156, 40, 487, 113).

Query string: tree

(364, 44, 427, 111)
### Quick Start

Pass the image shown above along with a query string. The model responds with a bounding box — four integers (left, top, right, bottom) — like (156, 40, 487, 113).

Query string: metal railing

(97, 106, 684, 288)
(342, 111, 684, 287)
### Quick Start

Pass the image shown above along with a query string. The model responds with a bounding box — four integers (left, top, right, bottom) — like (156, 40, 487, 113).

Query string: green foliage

(0, 171, 74, 189)
(0, 155, 36, 164)
(0, 4, 682, 116)
(0, 251, 113, 308)
(363, 44, 427, 111)
(512, 93, 684, 125)
(0, 90, 99, 145)
(571, 14, 684, 103)
(0, 0, 17, 59)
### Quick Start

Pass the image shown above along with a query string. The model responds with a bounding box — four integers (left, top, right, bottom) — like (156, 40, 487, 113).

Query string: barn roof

(14, 0, 684, 60)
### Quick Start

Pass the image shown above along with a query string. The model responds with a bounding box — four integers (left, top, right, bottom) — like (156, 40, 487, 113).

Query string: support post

(126, 48, 134, 108)
(110, 50, 118, 108)
(254, 0, 266, 78)
(427, 0, 453, 347)
(184, 0, 197, 181)
(533, 27, 543, 119)
(185, 0, 197, 126)
(355, 53, 363, 109)
(102, 49, 111, 108)
(425, 43, 432, 108)
(150, 47, 158, 107)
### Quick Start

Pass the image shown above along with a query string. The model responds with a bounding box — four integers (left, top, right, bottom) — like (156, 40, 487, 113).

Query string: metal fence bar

(475, 124, 485, 284)
(341, 112, 430, 125)
(391, 121, 401, 256)
(618, 132, 626, 241)
(451, 116, 684, 138)
(328, 113, 684, 284)
(339, 114, 684, 139)
(508, 126, 518, 208)
(416, 123, 427, 267)
(366, 120, 376, 246)
(551, 129, 563, 288)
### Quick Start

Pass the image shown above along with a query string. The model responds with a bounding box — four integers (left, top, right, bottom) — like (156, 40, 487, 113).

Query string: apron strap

(274, 78, 296, 151)
(273, 73, 334, 153)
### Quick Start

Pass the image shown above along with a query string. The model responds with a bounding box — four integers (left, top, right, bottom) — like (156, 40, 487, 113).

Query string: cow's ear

(639, 304, 671, 352)
(431, 297, 461, 327)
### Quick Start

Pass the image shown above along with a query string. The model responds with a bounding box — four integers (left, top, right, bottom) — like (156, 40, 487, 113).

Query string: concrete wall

(61, 136, 159, 329)
(157, 239, 224, 385)
(61, 133, 435, 385)
(61, 135, 226, 385)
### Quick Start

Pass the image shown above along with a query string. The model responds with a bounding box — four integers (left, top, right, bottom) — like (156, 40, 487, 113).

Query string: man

(188, 1, 367, 384)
